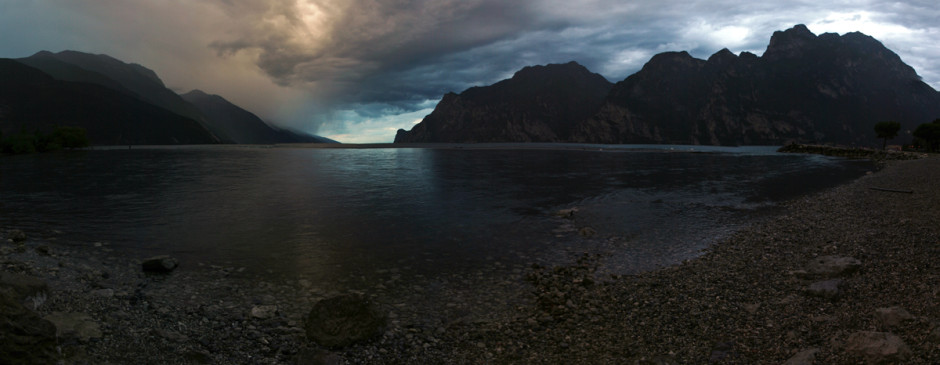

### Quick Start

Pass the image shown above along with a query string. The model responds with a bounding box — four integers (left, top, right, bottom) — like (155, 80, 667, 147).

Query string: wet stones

(304, 294, 387, 348)
(844, 331, 911, 363)
(141, 255, 179, 273)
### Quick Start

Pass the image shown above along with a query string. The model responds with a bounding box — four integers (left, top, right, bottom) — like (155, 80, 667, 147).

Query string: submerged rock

(304, 294, 387, 348)
(141, 255, 179, 273)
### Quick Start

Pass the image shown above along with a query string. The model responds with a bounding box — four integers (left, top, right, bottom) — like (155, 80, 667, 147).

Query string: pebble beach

(3, 154, 940, 364)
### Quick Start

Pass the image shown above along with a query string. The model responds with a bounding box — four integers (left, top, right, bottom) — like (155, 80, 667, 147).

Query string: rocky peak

(706, 48, 738, 69)
(763, 24, 818, 61)
(639, 51, 704, 75)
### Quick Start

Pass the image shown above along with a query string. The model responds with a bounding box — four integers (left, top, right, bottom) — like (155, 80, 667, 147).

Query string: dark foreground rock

(304, 294, 387, 348)
(141, 255, 179, 273)
(0, 287, 57, 364)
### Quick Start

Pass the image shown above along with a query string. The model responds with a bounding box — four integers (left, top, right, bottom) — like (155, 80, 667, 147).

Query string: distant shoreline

(82, 142, 783, 153)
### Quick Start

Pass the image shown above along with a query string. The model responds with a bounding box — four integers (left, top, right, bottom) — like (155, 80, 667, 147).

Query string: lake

(0, 144, 872, 289)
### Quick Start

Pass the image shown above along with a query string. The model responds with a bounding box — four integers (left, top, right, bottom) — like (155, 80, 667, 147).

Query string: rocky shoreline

(4, 156, 940, 364)
(778, 143, 925, 162)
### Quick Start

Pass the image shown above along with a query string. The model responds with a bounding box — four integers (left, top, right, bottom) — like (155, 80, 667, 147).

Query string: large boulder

(874, 307, 914, 328)
(804, 279, 842, 299)
(141, 255, 179, 273)
(9, 229, 27, 243)
(0, 287, 58, 364)
(803, 256, 861, 278)
(43, 312, 102, 342)
(783, 348, 819, 365)
(304, 294, 387, 348)
(844, 331, 911, 363)
(0, 272, 48, 308)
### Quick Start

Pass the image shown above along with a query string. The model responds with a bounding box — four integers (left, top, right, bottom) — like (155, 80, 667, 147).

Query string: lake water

(0, 144, 872, 288)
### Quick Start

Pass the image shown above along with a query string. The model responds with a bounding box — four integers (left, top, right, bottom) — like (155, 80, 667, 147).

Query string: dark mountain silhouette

(20, 50, 230, 141)
(573, 24, 940, 145)
(17, 50, 334, 144)
(397, 25, 940, 146)
(181, 90, 336, 144)
(395, 61, 613, 143)
(0, 59, 218, 145)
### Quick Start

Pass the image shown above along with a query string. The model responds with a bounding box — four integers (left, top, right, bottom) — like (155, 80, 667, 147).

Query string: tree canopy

(874, 121, 901, 150)
(913, 119, 940, 152)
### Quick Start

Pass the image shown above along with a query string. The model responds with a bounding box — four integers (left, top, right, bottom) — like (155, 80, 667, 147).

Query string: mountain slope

(181, 90, 335, 144)
(20, 50, 230, 142)
(395, 61, 613, 143)
(0, 60, 218, 145)
(571, 24, 940, 145)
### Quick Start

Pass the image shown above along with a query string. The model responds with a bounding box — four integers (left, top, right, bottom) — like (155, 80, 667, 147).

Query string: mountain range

(396, 25, 940, 146)
(2, 50, 333, 145)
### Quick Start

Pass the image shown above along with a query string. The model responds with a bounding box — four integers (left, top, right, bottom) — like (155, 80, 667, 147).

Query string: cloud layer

(1, 0, 938, 142)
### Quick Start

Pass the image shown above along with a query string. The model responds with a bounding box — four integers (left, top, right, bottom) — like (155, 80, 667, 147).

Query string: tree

(913, 119, 940, 152)
(874, 121, 901, 150)
(51, 126, 89, 149)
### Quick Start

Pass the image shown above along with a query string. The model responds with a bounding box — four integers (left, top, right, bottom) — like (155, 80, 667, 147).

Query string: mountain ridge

(397, 25, 940, 146)
(395, 61, 613, 143)
(0, 59, 218, 145)
(12, 50, 334, 145)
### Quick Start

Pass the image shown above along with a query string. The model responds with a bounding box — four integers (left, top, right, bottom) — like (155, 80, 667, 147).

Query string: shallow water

(0, 144, 872, 285)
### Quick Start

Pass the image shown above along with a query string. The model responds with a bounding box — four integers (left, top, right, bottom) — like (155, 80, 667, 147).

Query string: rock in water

(844, 331, 911, 363)
(9, 229, 27, 243)
(141, 255, 179, 273)
(0, 287, 58, 364)
(304, 294, 387, 348)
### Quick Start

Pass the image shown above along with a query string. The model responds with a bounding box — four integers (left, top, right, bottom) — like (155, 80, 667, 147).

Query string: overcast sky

(1, 0, 937, 143)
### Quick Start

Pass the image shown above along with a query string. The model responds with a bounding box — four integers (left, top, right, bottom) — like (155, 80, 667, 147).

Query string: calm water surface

(0, 145, 872, 284)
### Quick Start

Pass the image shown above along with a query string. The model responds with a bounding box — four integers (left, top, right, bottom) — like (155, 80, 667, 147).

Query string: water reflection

(0, 146, 872, 284)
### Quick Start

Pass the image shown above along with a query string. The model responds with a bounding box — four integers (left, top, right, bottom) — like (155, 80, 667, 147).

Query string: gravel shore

(3, 155, 940, 364)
